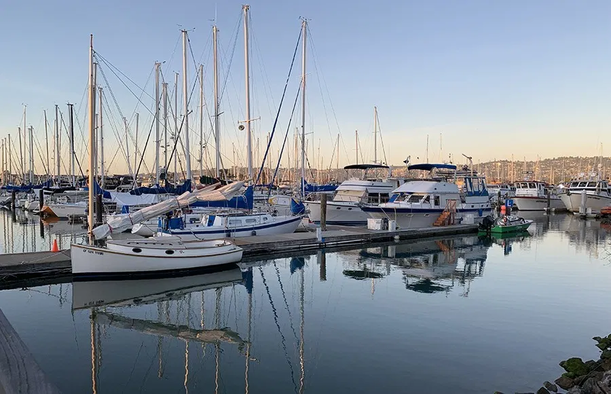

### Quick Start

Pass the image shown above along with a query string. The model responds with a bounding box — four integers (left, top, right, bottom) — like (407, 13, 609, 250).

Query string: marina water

(1, 210, 610, 393)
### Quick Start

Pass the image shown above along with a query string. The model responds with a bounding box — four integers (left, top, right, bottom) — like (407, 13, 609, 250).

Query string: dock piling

(320, 193, 327, 231)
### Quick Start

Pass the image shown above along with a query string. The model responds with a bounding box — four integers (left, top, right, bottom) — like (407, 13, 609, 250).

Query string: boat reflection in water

(338, 237, 498, 296)
(72, 257, 308, 394)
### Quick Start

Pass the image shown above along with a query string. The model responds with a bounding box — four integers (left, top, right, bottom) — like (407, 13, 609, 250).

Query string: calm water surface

(1, 211, 610, 393)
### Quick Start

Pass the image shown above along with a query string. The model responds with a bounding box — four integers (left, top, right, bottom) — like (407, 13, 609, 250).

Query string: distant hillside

(471, 156, 610, 183)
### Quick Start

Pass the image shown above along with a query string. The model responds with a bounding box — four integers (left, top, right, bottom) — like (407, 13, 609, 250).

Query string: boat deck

(0, 224, 477, 289)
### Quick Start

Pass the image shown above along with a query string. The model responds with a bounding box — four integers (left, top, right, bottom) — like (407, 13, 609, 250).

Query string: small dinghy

(478, 215, 533, 234)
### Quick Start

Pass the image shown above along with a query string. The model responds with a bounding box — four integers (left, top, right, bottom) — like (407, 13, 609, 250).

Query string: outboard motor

(479, 215, 495, 231)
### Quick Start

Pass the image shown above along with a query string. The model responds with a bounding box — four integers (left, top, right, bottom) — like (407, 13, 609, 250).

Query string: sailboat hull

(71, 238, 243, 277)
(160, 215, 302, 240)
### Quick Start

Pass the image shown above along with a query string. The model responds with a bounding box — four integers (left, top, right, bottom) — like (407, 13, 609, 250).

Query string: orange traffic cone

(51, 239, 59, 252)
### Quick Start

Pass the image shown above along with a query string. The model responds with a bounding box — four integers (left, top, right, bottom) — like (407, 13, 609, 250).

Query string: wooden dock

(0, 309, 61, 393)
(0, 224, 477, 289)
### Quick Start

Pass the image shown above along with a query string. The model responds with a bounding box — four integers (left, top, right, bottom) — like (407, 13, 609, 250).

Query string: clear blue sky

(1, 0, 610, 175)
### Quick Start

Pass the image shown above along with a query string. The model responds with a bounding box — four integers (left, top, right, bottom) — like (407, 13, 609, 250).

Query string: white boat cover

(92, 182, 245, 239)
(109, 192, 159, 207)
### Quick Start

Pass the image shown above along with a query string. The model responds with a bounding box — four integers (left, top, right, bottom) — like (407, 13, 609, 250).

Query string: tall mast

(182, 30, 192, 182)
(213, 25, 221, 178)
(28, 126, 33, 184)
(135, 112, 139, 176)
(88, 35, 96, 239)
(99, 87, 105, 188)
(199, 64, 204, 180)
(355, 130, 358, 165)
(124, 118, 133, 180)
(7, 134, 11, 184)
(1, 139, 4, 186)
(243, 5, 253, 179)
(68, 103, 75, 186)
(163, 82, 168, 175)
(174, 72, 179, 183)
(44, 110, 49, 180)
(336, 133, 340, 171)
(55, 105, 60, 183)
(373, 106, 377, 164)
(300, 19, 307, 197)
(154, 62, 161, 185)
(17, 127, 23, 183)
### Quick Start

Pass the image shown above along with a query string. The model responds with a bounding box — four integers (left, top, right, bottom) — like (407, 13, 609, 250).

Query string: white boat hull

(362, 206, 492, 229)
(160, 215, 302, 240)
(41, 202, 87, 218)
(71, 238, 244, 276)
(513, 196, 564, 211)
(306, 201, 369, 225)
(560, 192, 611, 214)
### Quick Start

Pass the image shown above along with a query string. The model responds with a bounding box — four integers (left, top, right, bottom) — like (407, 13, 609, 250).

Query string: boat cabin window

(578, 182, 586, 187)
(245, 218, 257, 224)
(587, 182, 596, 188)
(528, 183, 536, 189)
(434, 196, 440, 206)
(228, 219, 242, 226)
(423, 195, 431, 204)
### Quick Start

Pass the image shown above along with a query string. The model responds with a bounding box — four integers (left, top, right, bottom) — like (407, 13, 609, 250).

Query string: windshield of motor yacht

(390, 193, 429, 203)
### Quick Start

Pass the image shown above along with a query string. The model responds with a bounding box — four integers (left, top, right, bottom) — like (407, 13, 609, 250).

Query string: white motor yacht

(362, 164, 492, 229)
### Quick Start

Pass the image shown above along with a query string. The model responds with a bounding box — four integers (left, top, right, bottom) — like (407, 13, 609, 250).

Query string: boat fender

(251, 230, 257, 236)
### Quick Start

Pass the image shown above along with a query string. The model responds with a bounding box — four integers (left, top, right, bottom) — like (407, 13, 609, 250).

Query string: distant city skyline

(1, 0, 610, 175)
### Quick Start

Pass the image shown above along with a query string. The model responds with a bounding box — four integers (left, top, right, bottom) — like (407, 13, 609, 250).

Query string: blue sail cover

(130, 180, 192, 195)
(1, 180, 53, 192)
(191, 185, 254, 210)
(301, 178, 338, 194)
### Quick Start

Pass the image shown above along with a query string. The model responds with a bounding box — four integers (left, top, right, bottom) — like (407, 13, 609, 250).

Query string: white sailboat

(70, 36, 245, 278)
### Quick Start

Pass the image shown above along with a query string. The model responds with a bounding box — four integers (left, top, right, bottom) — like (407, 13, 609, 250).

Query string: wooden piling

(38, 189, 44, 209)
(0, 309, 61, 393)
(320, 193, 327, 231)
(10, 190, 16, 210)
(318, 250, 326, 281)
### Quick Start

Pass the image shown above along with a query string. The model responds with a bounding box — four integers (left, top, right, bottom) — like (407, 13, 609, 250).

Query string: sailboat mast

(300, 19, 307, 197)
(68, 103, 75, 186)
(55, 105, 60, 183)
(28, 126, 33, 184)
(355, 130, 358, 165)
(163, 82, 168, 174)
(124, 117, 133, 180)
(99, 87, 105, 188)
(17, 127, 22, 183)
(88, 35, 96, 239)
(155, 62, 161, 185)
(44, 110, 49, 180)
(373, 106, 377, 164)
(182, 30, 192, 182)
(174, 73, 179, 183)
(199, 64, 204, 180)
(213, 25, 220, 178)
(243, 5, 253, 180)
(8, 134, 11, 184)
(135, 112, 139, 176)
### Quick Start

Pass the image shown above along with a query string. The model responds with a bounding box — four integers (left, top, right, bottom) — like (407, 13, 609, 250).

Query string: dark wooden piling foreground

(0, 309, 61, 394)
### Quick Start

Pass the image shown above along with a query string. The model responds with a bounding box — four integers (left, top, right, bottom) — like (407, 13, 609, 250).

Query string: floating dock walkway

(0, 224, 478, 289)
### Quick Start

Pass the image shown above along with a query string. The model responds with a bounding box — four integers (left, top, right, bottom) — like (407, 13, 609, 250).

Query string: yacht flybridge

(361, 163, 492, 229)
(306, 164, 404, 225)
